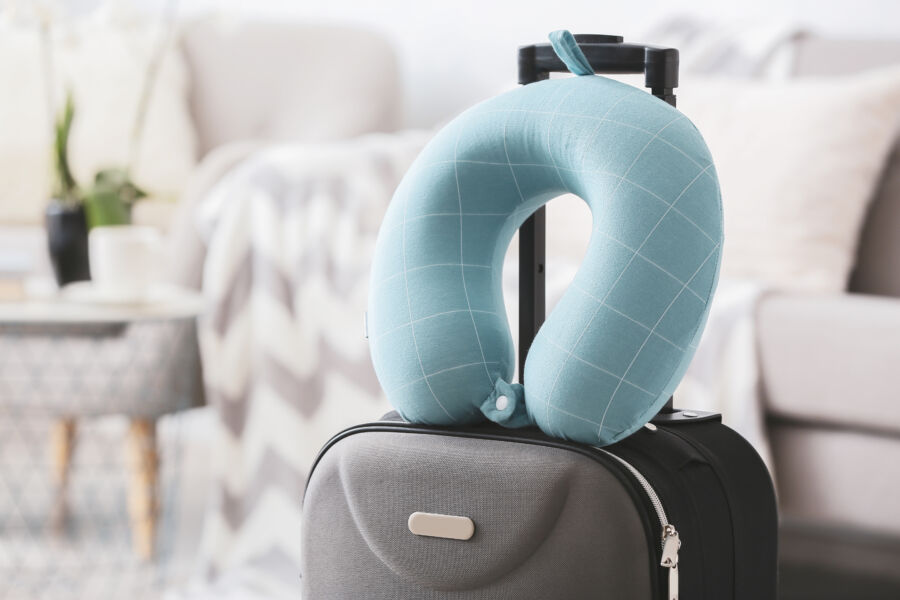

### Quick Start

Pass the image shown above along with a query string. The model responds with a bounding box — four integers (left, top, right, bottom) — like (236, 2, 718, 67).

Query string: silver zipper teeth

(595, 447, 681, 600)
(595, 447, 668, 546)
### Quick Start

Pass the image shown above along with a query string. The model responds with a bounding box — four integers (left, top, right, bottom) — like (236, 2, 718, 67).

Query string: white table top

(0, 284, 206, 324)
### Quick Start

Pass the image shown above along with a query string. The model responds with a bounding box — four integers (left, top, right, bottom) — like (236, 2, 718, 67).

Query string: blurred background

(1, 0, 899, 598)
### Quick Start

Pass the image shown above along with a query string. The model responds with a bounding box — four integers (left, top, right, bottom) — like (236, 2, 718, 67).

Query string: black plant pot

(45, 201, 91, 287)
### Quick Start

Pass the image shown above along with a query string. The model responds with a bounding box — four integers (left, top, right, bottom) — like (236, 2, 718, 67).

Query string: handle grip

(518, 34, 679, 104)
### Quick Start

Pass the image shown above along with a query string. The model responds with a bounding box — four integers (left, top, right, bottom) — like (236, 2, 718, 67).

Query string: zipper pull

(660, 524, 680, 600)
(667, 564, 679, 600)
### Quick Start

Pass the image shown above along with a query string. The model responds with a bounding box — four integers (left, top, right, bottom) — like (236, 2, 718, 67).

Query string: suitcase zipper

(597, 448, 680, 600)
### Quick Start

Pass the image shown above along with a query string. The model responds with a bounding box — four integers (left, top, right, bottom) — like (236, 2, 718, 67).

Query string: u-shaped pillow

(368, 32, 722, 446)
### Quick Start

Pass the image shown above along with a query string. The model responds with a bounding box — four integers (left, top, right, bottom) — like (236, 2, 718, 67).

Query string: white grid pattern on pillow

(376, 82, 720, 437)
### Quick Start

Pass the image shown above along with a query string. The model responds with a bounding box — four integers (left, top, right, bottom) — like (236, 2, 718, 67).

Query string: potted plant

(45, 92, 91, 286)
(83, 167, 147, 229)
(44, 94, 150, 286)
(40, 4, 175, 287)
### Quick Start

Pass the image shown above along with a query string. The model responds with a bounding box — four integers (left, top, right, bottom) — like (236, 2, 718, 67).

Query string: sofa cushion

(793, 37, 900, 297)
(676, 67, 900, 292)
(180, 19, 401, 156)
(758, 293, 900, 435)
(770, 422, 900, 538)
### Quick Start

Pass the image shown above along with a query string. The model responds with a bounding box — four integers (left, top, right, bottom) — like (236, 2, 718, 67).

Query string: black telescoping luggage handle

(516, 34, 679, 412)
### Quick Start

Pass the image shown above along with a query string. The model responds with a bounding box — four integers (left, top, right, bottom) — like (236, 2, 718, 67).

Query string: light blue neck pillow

(368, 31, 722, 446)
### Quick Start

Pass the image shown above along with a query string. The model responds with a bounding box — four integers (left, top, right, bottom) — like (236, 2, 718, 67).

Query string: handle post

(516, 34, 678, 384)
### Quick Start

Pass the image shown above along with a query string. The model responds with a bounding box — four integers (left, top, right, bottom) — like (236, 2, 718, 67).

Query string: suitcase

(301, 34, 778, 600)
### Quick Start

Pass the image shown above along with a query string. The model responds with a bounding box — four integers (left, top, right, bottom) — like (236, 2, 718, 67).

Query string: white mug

(88, 225, 163, 298)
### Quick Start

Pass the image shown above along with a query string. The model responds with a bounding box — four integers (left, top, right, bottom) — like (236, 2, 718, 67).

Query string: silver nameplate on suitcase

(407, 511, 475, 541)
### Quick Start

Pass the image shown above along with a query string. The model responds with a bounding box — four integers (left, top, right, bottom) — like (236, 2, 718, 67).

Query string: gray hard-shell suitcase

(301, 34, 778, 599)
(302, 410, 776, 599)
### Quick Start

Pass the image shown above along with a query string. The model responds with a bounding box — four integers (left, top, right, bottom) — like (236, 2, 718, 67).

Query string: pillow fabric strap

(548, 30, 595, 76)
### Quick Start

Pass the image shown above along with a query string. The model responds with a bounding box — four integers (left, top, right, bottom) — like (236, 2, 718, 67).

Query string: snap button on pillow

(367, 48, 722, 446)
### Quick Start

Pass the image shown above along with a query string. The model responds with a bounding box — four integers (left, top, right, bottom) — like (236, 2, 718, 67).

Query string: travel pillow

(368, 31, 722, 445)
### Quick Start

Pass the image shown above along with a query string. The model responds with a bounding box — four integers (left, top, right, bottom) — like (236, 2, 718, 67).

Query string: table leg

(126, 419, 158, 560)
(50, 418, 76, 531)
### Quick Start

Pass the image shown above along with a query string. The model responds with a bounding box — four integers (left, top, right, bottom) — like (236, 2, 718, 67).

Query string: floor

(0, 408, 214, 600)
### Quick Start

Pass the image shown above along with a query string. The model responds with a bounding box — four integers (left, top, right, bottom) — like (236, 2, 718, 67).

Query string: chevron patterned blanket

(188, 132, 430, 598)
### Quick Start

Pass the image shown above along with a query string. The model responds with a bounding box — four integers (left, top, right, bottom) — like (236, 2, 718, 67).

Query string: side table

(0, 287, 205, 560)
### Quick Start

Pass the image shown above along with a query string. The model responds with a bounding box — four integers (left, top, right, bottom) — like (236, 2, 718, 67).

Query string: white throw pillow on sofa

(674, 68, 900, 292)
(0, 21, 196, 224)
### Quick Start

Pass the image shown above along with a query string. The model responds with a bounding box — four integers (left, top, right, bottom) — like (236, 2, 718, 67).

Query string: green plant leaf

(51, 89, 79, 206)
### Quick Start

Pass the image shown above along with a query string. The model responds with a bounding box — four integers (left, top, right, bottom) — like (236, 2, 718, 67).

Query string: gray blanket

(188, 132, 429, 598)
